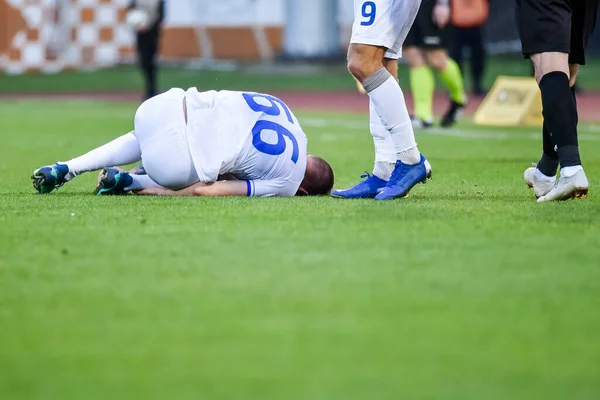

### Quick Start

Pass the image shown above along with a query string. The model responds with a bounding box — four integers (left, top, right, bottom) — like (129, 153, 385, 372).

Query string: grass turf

(1, 99, 600, 399)
(3, 55, 600, 94)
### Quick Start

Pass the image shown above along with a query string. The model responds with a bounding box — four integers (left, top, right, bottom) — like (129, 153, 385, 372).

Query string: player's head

(297, 155, 334, 196)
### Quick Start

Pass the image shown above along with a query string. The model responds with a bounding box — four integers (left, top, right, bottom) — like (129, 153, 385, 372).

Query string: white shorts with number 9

(350, 0, 422, 59)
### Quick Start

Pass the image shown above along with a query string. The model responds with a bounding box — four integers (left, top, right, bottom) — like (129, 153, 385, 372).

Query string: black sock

(539, 72, 581, 168)
(537, 122, 559, 176)
(571, 85, 578, 126)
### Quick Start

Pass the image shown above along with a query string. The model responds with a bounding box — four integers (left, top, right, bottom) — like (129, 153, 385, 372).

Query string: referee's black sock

(537, 122, 559, 177)
(571, 84, 578, 126)
(539, 71, 581, 168)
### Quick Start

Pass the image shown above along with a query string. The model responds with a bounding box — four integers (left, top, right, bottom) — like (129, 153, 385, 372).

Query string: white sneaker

(537, 169, 589, 202)
(524, 164, 556, 199)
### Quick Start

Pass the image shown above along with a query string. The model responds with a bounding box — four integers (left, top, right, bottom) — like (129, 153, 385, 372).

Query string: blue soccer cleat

(331, 173, 387, 199)
(374, 155, 432, 201)
(31, 163, 70, 194)
(95, 168, 133, 196)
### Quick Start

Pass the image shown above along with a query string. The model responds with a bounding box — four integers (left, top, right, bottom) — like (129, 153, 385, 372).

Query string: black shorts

(404, 0, 449, 49)
(516, 0, 599, 65)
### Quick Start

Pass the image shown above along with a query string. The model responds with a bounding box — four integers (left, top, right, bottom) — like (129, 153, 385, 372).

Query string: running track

(3, 91, 600, 122)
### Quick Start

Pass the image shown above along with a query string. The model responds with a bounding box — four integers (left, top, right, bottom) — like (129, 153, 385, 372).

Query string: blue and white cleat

(95, 168, 133, 196)
(374, 155, 432, 201)
(331, 173, 387, 199)
(32, 163, 70, 194)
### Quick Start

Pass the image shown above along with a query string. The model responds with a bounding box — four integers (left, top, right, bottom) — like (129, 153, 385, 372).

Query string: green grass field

(1, 99, 600, 399)
(3, 55, 600, 94)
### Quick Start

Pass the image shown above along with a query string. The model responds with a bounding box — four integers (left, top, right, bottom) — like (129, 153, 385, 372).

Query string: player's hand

(134, 187, 175, 196)
(433, 4, 450, 28)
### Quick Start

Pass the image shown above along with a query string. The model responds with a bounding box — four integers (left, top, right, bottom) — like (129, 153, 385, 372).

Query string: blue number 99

(360, 1, 376, 26)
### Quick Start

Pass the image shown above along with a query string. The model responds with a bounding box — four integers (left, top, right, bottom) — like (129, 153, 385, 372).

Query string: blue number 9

(251, 120, 299, 164)
(243, 93, 299, 164)
(361, 1, 376, 26)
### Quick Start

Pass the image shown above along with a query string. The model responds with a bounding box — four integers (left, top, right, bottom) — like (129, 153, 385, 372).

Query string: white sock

(61, 132, 141, 177)
(396, 147, 422, 165)
(363, 68, 420, 165)
(560, 165, 583, 178)
(125, 174, 164, 191)
(373, 162, 394, 181)
(369, 99, 396, 180)
(534, 168, 556, 181)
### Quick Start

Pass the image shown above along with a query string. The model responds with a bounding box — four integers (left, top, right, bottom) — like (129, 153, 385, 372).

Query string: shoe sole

(538, 186, 589, 202)
(331, 192, 380, 199)
(569, 187, 589, 200)
(375, 170, 433, 201)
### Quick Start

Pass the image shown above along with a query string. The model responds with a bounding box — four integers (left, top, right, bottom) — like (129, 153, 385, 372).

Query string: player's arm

(135, 180, 248, 197)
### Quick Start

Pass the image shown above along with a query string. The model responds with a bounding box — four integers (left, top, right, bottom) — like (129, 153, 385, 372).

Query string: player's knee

(347, 58, 382, 82)
(347, 44, 384, 82)
(404, 47, 426, 69)
(425, 50, 448, 71)
(531, 52, 570, 84)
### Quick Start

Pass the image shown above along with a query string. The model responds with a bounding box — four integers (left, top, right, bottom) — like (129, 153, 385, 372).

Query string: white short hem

(349, 37, 401, 59)
(350, 36, 395, 49)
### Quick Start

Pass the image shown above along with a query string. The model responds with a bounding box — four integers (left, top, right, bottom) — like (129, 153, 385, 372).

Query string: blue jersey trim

(246, 180, 252, 196)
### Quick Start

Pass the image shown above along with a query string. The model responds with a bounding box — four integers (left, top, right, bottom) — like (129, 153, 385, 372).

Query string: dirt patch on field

(3, 90, 600, 122)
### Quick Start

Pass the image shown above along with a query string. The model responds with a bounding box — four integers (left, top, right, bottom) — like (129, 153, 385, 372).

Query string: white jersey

(350, 0, 421, 59)
(184, 88, 307, 197)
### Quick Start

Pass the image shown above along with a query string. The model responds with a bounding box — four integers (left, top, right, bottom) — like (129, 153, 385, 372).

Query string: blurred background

(1, 0, 600, 102)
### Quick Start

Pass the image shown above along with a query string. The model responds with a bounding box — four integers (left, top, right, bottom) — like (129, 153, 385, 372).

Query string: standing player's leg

(416, 0, 465, 127)
(404, 15, 435, 129)
(523, 63, 580, 198)
(523, 120, 558, 198)
(518, 0, 595, 201)
(338, 0, 430, 200)
(333, 0, 426, 199)
(448, 27, 465, 84)
(406, 46, 435, 128)
(468, 26, 487, 96)
(425, 49, 466, 127)
(136, 28, 159, 100)
(422, 42, 465, 128)
(371, 58, 404, 182)
(530, 51, 588, 202)
(331, 47, 401, 199)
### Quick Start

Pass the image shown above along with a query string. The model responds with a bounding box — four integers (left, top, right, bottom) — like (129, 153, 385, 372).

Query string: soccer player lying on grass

(32, 88, 334, 197)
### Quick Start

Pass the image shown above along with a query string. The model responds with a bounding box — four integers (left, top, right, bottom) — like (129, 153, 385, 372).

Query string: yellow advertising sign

(474, 76, 543, 127)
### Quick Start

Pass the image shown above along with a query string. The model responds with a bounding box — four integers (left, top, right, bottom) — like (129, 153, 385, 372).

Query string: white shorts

(133, 88, 199, 189)
(350, 0, 421, 59)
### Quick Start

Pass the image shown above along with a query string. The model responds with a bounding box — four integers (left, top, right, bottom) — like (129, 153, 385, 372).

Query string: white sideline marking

(301, 117, 600, 142)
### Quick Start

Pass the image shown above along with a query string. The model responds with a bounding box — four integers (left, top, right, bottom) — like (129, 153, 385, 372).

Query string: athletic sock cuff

(537, 154, 559, 177)
(557, 145, 582, 168)
(539, 71, 569, 89)
(362, 67, 392, 93)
